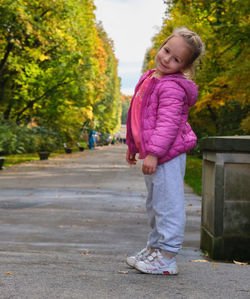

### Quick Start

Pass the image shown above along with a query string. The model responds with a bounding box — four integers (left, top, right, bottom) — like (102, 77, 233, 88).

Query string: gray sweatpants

(144, 153, 186, 254)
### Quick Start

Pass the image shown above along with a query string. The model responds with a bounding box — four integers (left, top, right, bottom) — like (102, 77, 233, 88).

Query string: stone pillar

(200, 136, 250, 261)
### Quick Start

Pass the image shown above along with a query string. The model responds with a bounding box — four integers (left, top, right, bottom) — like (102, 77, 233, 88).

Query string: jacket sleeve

(146, 82, 185, 157)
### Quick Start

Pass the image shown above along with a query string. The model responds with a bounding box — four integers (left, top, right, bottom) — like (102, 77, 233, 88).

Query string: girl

(125, 27, 204, 275)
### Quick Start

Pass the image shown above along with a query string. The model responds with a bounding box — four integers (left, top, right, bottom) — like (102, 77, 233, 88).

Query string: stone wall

(200, 136, 250, 261)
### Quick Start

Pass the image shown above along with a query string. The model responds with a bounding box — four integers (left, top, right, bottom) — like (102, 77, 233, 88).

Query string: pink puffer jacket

(126, 69, 198, 165)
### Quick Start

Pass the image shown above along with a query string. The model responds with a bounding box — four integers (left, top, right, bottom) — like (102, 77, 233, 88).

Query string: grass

(184, 155, 202, 195)
(3, 153, 40, 167)
(2, 150, 65, 167)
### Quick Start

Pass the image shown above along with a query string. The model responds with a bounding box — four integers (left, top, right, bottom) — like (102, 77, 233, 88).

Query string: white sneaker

(134, 249, 178, 275)
(126, 247, 151, 267)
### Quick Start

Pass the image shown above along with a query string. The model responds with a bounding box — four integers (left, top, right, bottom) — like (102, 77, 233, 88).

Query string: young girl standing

(126, 27, 204, 275)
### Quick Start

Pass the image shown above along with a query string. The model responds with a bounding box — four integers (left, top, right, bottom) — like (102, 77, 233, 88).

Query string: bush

(33, 127, 58, 152)
(0, 118, 36, 154)
(0, 117, 59, 154)
(78, 141, 88, 149)
(0, 123, 15, 154)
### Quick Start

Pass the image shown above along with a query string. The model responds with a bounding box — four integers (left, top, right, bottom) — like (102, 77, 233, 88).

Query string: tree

(120, 94, 132, 124)
(0, 0, 122, 148)
(93, 22, 121, 134)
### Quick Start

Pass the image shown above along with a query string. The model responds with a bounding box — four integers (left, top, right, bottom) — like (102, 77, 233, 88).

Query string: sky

(94, 0, 166, 95)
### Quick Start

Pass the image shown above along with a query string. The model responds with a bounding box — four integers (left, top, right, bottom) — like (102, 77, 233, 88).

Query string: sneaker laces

(137, 247, 147, 256)
(135, 247, 151, 259)
(145, 249, 174, 265)
(145, 249, 161, 262)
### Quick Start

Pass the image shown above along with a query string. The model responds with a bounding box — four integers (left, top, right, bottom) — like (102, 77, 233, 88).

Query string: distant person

(125, 27, 204, 275)
(88, 130, 95, 149)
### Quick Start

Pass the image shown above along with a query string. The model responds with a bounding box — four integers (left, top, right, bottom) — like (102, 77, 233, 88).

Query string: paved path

(0, 144, 249, 299)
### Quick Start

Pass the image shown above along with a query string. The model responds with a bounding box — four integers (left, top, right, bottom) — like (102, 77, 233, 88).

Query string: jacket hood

(147, 70, 198, 107)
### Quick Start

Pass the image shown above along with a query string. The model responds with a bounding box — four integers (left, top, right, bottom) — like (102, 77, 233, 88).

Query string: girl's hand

(126, 149, 137, 165)
(142, 154, 158, 175)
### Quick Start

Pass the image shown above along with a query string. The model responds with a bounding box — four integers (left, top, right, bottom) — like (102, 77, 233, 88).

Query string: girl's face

(155, 36, 191, 77)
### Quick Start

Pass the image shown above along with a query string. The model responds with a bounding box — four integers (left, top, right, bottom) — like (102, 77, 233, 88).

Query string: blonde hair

(159, 27, 205, 78)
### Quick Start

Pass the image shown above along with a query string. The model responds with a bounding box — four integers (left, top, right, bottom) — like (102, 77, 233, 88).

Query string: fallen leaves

(233, 260, 248, 265)
(189, 259, 219, 268)
(117, 270, 128, 274)
(80, 250, 97, 255)
(190, 259, 249, 267)
(189, 259, 209, 263)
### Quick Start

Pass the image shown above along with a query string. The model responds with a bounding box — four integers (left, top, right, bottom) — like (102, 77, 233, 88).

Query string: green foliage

(78, 141, 88, 149)
(93, 22, 121, 134)
(0, 116, 60, 154)
(33, 127, 58, 152)
(0, 0, 121, 153)
(120, 94, 131, 124)
(121, 101, 130, 124)
(0, 117, 36, 154)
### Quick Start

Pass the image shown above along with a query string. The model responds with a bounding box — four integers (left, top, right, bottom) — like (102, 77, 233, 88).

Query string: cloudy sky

(94, 0, 166, 95)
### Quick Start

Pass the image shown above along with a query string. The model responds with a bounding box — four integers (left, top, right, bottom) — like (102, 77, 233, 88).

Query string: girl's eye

(174, 58, 179, 63)
(165, 49, 169, 53)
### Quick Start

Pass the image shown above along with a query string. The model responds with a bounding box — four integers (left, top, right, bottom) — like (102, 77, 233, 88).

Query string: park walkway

(0, 144, 249, 299)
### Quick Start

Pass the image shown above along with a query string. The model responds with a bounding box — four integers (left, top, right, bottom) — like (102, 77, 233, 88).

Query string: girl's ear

(181, 63, 192, 73)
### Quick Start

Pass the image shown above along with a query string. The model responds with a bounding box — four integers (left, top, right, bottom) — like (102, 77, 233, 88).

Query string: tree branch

(206, 103, 217, 125)
(40, 9, 51, 18)
(216, 40, 239, 60)
(0, 41, 13, 74)
(15, 79, 72, 123)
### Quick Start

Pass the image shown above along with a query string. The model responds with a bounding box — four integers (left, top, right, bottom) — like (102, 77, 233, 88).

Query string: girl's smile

(154, 36, 191, 77)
